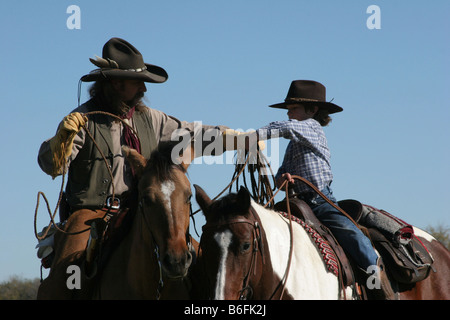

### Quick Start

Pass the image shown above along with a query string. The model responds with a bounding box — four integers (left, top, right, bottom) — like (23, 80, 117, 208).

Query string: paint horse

(90, 144, 197, 299)
(195, 185, 352, 299)
(194, 185, 450, 300)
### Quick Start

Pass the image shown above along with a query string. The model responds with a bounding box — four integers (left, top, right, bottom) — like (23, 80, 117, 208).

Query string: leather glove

(49, 112, 87, 178)
(222, 129, 265, 151)
(55, 112, 87, 141)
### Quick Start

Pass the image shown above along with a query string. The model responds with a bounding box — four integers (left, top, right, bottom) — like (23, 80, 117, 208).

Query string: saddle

(275, 198, 435, 292)
(274, 198, 355, 288)
(84, 207, 133, 278)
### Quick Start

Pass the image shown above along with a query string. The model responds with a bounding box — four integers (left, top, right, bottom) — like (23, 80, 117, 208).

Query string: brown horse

(194, 185, 450, 300)
(396, 228, 450, 300)
(92, 144, 197, 299)
(38, 143, 198, 299)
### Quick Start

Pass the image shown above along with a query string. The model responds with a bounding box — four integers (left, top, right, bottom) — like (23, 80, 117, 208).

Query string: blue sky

(0, 0, 448, 282)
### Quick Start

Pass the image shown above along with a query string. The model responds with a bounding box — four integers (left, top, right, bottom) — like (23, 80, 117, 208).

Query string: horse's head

(195, 185, 265, 300)
(123, 143, 194, 279)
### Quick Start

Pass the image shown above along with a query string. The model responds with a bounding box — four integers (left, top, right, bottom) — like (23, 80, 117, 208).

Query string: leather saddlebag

(369, 228, 434, 284)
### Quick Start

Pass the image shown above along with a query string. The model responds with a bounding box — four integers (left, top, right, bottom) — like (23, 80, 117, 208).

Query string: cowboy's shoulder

(145, 105, 173, 121)
(136, 105, 170, 124)
(69, 98, 97, 114)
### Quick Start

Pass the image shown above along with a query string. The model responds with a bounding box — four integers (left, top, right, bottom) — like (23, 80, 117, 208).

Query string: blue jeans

(307, 186, 378, 270)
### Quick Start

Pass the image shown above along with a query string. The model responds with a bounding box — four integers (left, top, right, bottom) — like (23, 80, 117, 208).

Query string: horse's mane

(207, 192, 251, 221)
(145, 141, 187, 183)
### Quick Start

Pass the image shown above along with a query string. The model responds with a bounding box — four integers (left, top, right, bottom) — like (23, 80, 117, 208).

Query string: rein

(190, 152, 251, 217)
(138, 200, 164, 299)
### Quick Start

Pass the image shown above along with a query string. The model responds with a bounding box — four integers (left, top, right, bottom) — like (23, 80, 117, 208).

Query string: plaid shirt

(257, 118, 333, 194)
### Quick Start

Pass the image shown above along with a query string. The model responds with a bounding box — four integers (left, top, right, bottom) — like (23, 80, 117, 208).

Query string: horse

(194, 185, 354, 300)
(394, 227, 450, 300)
(38, 142, 198, 299)
(90, 144, 198, 299)
(194, 185, 450, 300)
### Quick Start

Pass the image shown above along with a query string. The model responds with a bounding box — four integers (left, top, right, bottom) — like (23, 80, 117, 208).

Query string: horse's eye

(187, 194, 192, 204)
(241, 242, 251, 253)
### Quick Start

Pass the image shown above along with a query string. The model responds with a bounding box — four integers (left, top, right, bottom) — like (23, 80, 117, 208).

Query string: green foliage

(0, 276, 40, 300)
(425, 223, 450, 250)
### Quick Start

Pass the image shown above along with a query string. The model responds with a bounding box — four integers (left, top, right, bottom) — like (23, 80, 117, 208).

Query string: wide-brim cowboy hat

(81, 37, 168, 83)
(269, 80, 343, 114)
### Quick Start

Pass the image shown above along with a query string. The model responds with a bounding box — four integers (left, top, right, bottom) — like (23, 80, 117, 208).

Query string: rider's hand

(56, 112, 88, 141)
(276, 173, 295, 189)
(222, 129, 265, 151)
(49, 112, 87, 178)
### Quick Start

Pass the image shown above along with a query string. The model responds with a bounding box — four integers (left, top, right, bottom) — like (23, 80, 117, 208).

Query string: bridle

(138, 170, 194, 300)
(201, 207, 266, 300)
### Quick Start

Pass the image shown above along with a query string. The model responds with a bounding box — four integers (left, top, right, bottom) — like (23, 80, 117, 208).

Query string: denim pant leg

(309, 187, 378, 270)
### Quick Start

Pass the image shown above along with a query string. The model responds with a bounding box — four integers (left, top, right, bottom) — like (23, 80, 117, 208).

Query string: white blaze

(213, 230, 233, 300)
(160, 180, 175, 211)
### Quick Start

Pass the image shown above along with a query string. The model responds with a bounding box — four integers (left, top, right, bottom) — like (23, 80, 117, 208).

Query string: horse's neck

(126, 212, 158, 273)
(98, 212, 159, 298)
(252, 201, 318, 260)
(252, 201, 340, 299)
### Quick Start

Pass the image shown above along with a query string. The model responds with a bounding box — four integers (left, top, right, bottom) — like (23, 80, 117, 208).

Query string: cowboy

(254, 80, 395, 299)
(37, 38, 231, 299)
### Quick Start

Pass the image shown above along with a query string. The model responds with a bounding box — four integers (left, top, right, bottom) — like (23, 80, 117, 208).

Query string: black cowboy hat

(81, 37, 168, 83)
(269, 80, 343, 114)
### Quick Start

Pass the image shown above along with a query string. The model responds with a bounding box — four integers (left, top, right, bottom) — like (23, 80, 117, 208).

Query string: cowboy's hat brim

(80, 63, 168, 83)
(269, 100, 343, 114)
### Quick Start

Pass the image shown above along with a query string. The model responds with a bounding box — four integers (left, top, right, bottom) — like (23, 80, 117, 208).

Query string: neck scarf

(121, 106, 141, 154)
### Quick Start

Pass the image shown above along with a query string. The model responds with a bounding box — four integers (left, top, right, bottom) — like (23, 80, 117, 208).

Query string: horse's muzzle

(162, 250, 193, 279)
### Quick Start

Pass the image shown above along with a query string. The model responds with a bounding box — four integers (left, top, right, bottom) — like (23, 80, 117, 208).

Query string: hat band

(123, 65, 147, 73)
(91, 65, 148, 74)
(103, 58, 148, 73)
(285, 97, 320, 103)
(90, 56, 148, 73)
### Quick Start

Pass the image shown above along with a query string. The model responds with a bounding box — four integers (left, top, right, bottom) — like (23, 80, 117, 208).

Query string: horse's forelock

(207, 193, 250, 223)
(145, 143, 186, 183)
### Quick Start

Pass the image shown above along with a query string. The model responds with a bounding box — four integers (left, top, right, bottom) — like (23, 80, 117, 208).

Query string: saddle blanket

(278, 211, 339, 277)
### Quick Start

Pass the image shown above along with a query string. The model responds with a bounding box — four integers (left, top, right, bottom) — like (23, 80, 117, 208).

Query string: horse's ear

(179, 142, 195, 171)
(122, 146, 147, 178)
(237, 186, 251, 211)
(194, 184, 212, 214)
